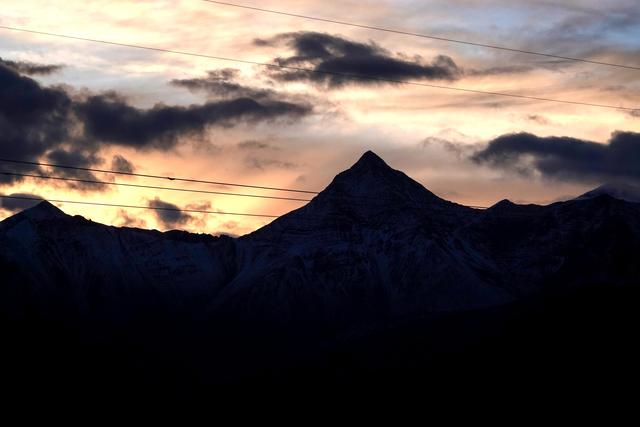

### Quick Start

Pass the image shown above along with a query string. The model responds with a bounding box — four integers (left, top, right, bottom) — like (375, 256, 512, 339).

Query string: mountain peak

(317, 150, 444, 206)
(247, 150, 474, 239)
(23, 201, 67, 220)
(262, 150, 471, 230)
(354, 150, 388, 168)
(346, 150, 397, 176)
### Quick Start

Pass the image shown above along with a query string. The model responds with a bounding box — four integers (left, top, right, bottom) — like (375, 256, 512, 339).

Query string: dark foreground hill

(1, 151, 639, 401)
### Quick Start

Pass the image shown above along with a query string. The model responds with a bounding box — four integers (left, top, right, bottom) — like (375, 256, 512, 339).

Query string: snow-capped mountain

(1, 151, 640, 328)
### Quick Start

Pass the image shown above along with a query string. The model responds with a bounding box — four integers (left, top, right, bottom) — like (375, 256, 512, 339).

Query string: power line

(202, 0, 640, 71)
(0, 196, 549, 227)
(0, 158, 517, 210)
(0, 194, 280, 218)
(0, 171, 313, 202)
(0, 158, 319, 195)
(0, 158, 492, 208)
(2, 168, 490, 208)
(0, 25, 637, 112)
(0, 194, 494, 222)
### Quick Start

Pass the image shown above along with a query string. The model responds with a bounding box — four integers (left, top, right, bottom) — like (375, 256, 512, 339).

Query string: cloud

(171, 69, 277, 100)
(148, 197, 192, 228)
(185, 201, 212, 211)
(76, 92, 312, 150)
(111, 155, 135, 173)
(420, 129, 481, 160)
(526, 114, 551, 125)
(0, 57, 63, 76)
(497, 1, 640, 73)
(45, 149, 108, 191)
(113, 209, 147, 228)
(237, 140, 277, 151)
(466, 65, 536, 77)
(255, 32, 462, 87)
(422, 136, 477, 160)
(0, 192, 43, 213)
(0, 61, 312, 190)
(0, 62, 314, 202)
(0, 63, 73, 184)
(472, 131, 640, 184)
(221, 221, 238, 230)
(244, 156, 298, 170)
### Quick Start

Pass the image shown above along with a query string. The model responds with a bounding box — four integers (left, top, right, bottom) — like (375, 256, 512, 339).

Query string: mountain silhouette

(2, 151, 639, 321)
(249, 150, 469, 237)
(2, 151, 640, 396)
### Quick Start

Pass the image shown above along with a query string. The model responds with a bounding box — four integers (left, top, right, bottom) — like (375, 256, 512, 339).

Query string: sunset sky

(1, 0, 638, 234)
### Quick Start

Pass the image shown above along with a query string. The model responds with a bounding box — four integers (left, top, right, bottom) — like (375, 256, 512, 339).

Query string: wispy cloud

(0, 57, 63, 76)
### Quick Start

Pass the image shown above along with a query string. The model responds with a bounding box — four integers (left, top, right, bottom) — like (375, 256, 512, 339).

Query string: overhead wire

(0, 170, 313, 202)
(0, 25, 636, 112)
(0, 157, 491, 208)
(0, 158, 318, 195)
(201, 0, 640, 71)
(0, 16, 602, 220)
(0, 195, 497, 226)
(0, 194, 281, 218)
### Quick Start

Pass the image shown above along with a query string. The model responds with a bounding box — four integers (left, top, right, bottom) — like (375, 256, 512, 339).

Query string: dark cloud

(0, 63, 73, 184)
(111, 155, 135, 173)
(0, 64, 110, 190)
(0, 192, 43, 213)
(148, 198, 192, 228)
(255, 32, 462, 87)
(45, 149, 107, 191)
(0, 57, 63, 76)
(76, 92, 311, 149)
(46, 149, 101, 169)
(472, 131, 640, 184)
(171, 69, 276, 100)
(0, 61, 311, 190)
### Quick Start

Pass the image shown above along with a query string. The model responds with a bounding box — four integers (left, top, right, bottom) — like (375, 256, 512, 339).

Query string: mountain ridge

(4, 151, 636, 234)
(1, 151, 640, 326)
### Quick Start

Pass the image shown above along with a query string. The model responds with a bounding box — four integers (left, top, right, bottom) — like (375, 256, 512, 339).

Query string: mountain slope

(0, 202, 238, 320)
(459, 195, 640, 296)
(248, 150, 473, 239)
(220, 152, 511, 324)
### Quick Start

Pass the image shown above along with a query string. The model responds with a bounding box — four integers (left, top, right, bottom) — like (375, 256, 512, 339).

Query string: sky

(0, 0, 639, 234)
